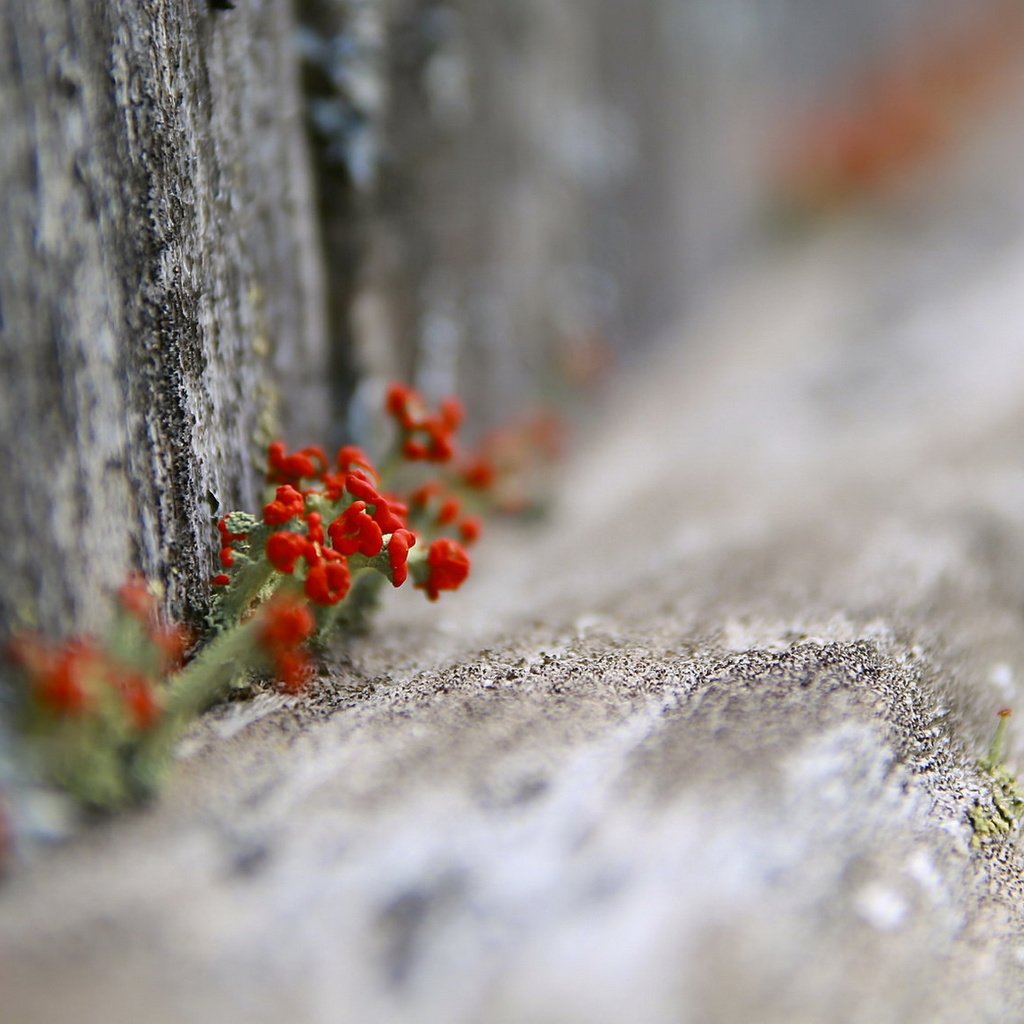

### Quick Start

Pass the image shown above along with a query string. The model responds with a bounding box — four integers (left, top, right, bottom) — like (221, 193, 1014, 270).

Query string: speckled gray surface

(6, 95, 1024, 1024)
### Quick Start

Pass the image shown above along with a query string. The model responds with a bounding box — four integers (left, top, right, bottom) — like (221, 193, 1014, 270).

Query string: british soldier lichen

(4, 382, 489, 816)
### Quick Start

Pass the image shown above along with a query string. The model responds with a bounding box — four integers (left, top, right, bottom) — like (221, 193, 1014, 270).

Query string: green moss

(969, 712, 1024, 847)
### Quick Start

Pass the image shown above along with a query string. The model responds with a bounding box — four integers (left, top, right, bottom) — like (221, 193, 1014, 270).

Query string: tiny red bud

(267, 442, 327, 483)
(336, 445, 378, 480)
(152, 625, 190, 671)
(436, 497, 460, 526)
(387, 529, 416, 587)
(418, 538, 471, 601)
(305, 512, 324, 546)
(117, 574, 155, 620)
(459, 516, 482, 544)
(328, 502, 384, 557)
(266, 531, 306, 574)
(33, 644, 96, 717)
(120, 672, 160, 731)
(263, 484, 305, 525)
(345, 473, 378, 503)
(345, 475, 406, 533)
(218, 516, 248, 543)
(409, 482, 442, 507)
(439, 396, 464, 431)
(258, 595, 316, 694)
(304, 560, 351, 605)
(402, 438, 429, 461)
(259, 596, 315, 651)
(462, 459, 496, 489)
(426, 429, 454, 463)
(386, 383, 421, 430)
(275, 650, 311, 694)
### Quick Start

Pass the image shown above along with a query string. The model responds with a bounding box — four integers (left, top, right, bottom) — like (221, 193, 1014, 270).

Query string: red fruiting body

(119, 672, 160, 731)
(459, 516, 482, 544)
(263, 484, 305, 526)
(266, 531, 307, 574)
(328, 502, 384, 557)
(345, 474, 406, 534)
(275, 650, 311, 694)
(299, 445, 329, 477)
(462, 458, 496, 490)
(436, 497, 460, 526)
(304, 561, 351, 605)
(218, 517, 248, 544)
(11, 632, 169, 728)
(377, 494, 409, 534)
(267, 442, 327, 484)
(420, 418, 454, 461)
(153, 625, 190, 671)
(439, 396, 464, 431)
(418, 538, 471, 601)
(259, 596, 315, 651)
(217, 516, 249, 570)
(386, 382, 462, 464)
(336, 445, 378, 480)
(321, 473, 346, 501)
(387, 529, 416, 587)
(386, 383, 420, 430)
(8, 381, 507, 809)
(117, 574, 155, 620)
(219, 518, 244, 540)
(428, 434, 453, 462)
(258, 596, 316, 693)
(34, 644, 96, 717)
(409, 481, 442, 507)
(305, 512, 325, 546)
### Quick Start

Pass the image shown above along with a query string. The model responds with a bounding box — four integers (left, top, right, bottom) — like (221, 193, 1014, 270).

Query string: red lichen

(328, 501, 384, 557)
(267, 442, 328, 485)
(385, 382, 463, 463)
(263, 484, 306, 526)
(304, 561, 351, 606)
(458, 516, 482, 545)
(417, 538, 471, 601)
(386, 529, 416, 588)
(266, 531, 307, 574)
(258, 595, 316, 692)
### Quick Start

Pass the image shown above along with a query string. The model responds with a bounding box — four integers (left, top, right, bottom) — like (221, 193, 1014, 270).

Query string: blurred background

(299, 0, 1024, 437)
(3, 0, 1024, 636)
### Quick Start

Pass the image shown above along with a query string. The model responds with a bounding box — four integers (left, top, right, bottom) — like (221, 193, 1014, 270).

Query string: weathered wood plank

(0, 0, 327, 634)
